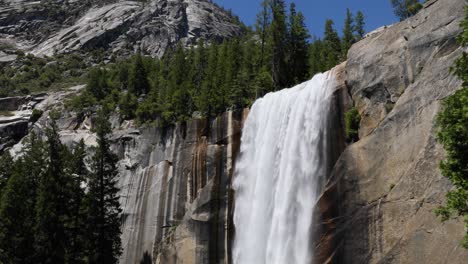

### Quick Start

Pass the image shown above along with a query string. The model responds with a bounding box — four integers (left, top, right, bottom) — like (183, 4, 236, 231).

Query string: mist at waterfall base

(232, 72, 335, 264)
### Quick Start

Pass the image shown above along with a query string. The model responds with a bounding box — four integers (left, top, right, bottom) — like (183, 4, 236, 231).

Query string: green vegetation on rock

(390, 0, 424, 21)
(435, 3, 468, 249)
(0, 53, 88, 98)
(345, 106, 361, 142)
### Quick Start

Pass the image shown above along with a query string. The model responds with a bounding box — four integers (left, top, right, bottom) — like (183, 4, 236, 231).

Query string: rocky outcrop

(117, 110, 246, 264)
(0, 86, 84, 152)
(326, 0, 468, 263)
(0, 0, 242, 57)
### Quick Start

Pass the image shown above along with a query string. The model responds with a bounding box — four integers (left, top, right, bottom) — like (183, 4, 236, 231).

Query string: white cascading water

(232, 71, 335, 264)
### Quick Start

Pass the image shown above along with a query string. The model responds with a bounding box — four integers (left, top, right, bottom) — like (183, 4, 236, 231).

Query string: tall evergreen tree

(118, 62, 129, 90)
(168, 42, 192, 121)
(65, 139, 88, 264)
(130, 53, 150, 96)
(231, 38, 253, 108)
(342, 8, 355, 59)
(86, 108, 122, 263)
(269, 0, 289, 89)
(323, 19, 342, 70)
(34, 116, 69, 264)
(87, 68, 110, 101)
(119, 91, 138, 120)
(0, 152, 13, 200)
(390, 0, 423, 21)
(214, 42, 231, 112)
(288, 3, 310, 84)
(255, 0, 271, 68)
(308, 38, 327, 76)
(191, 39, 207, 97)
(253, 66, 274, 98)
(198, 43, 219, 117)
(0, 133, 46, 264)
(354, 11, 366, 40)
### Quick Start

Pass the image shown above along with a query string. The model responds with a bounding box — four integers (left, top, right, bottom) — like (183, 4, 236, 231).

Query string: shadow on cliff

(139, 251, 152, 264)
(313, 68, 375, 264)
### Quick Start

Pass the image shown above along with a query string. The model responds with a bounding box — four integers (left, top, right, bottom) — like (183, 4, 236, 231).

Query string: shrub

(345, 106, 361, 142)
(66, 90, 98, 111)
(434, 4, 468, 248)
(30, 109, 43, 122)
(435, 87, 468, 248)
(118, 92, 138, 120)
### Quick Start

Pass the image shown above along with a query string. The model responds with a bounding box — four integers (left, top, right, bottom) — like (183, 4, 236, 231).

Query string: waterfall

(232, 72, 336, 264)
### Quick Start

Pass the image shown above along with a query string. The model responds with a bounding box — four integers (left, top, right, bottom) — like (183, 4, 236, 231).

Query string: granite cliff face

(116, 110, 247, 264)
(0, 0, 242, 57)
(323, 0, 468, 263)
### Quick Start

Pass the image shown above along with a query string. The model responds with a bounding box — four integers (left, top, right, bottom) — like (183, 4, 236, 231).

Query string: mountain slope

(0, 0, 243, 57)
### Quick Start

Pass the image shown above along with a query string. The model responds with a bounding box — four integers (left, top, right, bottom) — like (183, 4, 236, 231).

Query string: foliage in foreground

(0, 111, 122, 263)
(434, 3, 468, 249)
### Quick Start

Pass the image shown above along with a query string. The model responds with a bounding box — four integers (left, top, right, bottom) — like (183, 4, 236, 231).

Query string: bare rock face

(0, 0, 242, 57)
(327, 0, 468, 263)
(116, 110, 246, 264)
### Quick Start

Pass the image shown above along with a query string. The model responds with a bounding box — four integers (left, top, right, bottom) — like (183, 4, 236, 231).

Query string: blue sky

(213, 0, 399, 38)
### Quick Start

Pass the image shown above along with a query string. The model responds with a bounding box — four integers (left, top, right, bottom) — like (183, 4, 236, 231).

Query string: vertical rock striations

(116, 110, 245, 264)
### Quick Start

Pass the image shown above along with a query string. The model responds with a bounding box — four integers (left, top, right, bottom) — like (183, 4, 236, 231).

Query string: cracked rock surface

(0, 0, 242, 57)
(325, 0, 468, 263)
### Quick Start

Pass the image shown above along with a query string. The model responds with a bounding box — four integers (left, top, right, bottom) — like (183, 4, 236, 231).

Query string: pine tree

(130, 53, 150, 96)
(198, 43, 219, 117)
(34, 117, 69, 264)
(191, 39, 207, 97)
(0, 162, 38, 264)
(213, 42, 230, 114)
(342, 8, 355, 60)
(323, 19, 341, 70)
(253, 66, 274, 98)
(118, 62, 129, 90)
(288, 3, 310, 84)
(119, 91, 138, 120)
(0, 152, 13, 200)
(309, 38, 327, 76)
(354, 11, 366, 40)
(65, 139, 88, 264)
(390, 0, 423, 21)
(231, 39, 253, 108)
(255, 0, 271, 68)
(86, 108, 122, 263)
(226, 39, 243, 90)
(87, 68, 110, 101)
(269, 0, 289, 89)
(0, 133, 46, 264)
(168, 42, 192, 121)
